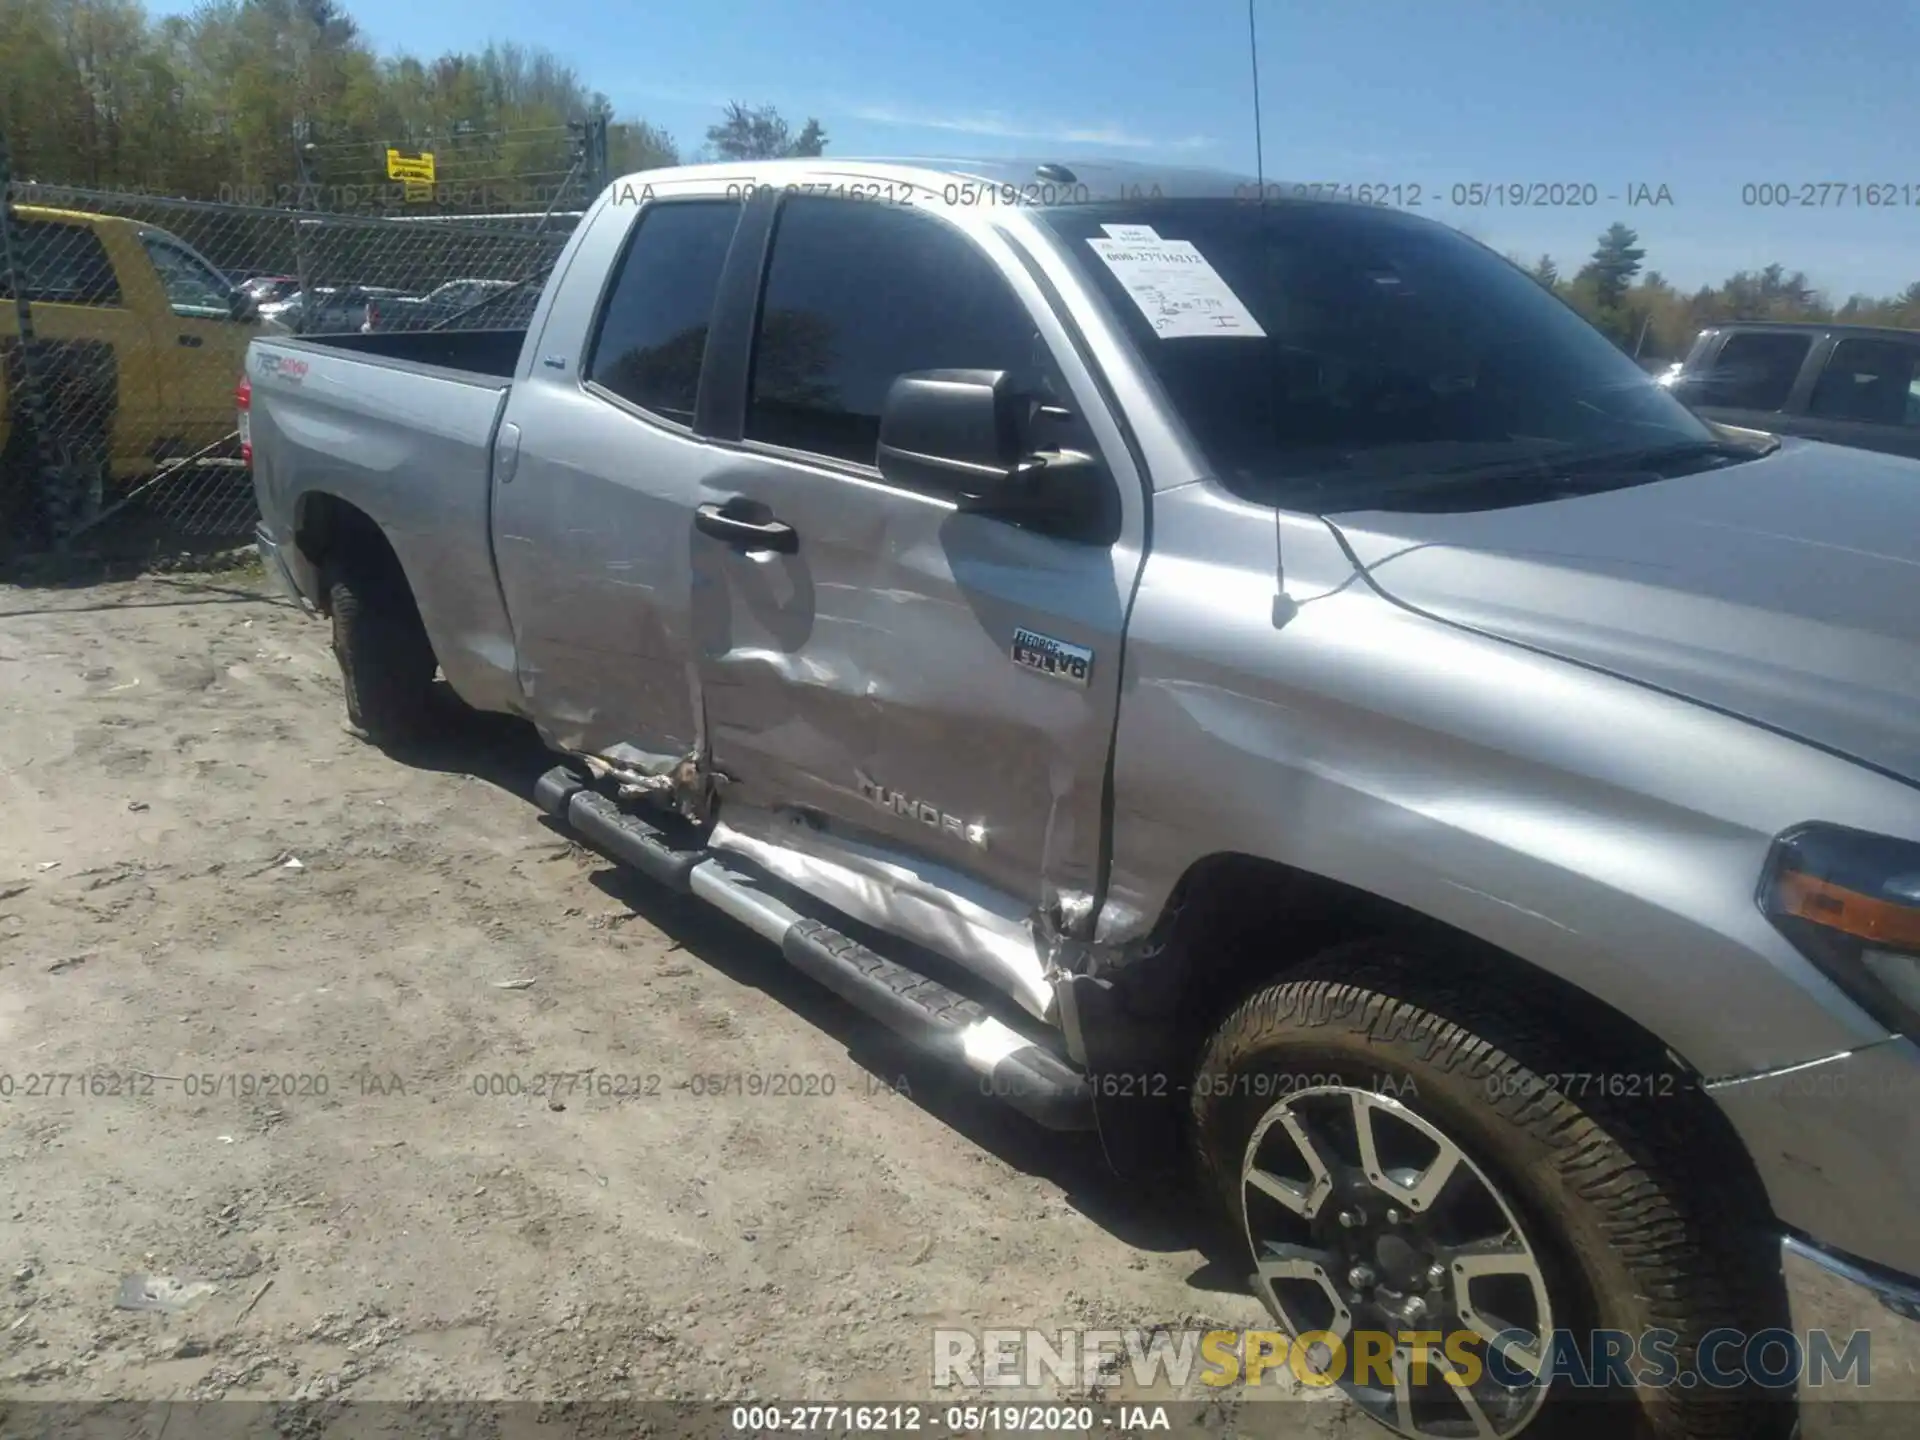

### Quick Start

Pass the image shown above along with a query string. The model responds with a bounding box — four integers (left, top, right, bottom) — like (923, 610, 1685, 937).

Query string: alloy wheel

(1240, 1085, 1555, 1438)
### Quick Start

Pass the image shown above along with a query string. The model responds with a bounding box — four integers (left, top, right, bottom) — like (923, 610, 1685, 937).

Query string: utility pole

(291, 118, 320, 207)
(290, 119, 319, 326)
(567, 113, 610, 207)
(590, 113, 610, 197)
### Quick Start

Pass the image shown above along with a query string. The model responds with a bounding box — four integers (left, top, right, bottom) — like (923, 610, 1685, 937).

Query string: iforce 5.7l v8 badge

(1011, 627, 1093, 687)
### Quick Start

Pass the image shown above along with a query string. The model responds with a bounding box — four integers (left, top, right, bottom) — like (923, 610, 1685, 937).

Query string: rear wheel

(1190, 940, 1790, 1439)
(25, 433, 110, 546)
(325, 558, 436, 747)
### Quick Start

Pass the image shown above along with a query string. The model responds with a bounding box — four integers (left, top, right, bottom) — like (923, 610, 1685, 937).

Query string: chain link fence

(1, 180, 577, 563)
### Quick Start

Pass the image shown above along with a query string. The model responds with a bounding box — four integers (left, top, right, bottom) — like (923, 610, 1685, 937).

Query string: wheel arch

(1114, 849, 1778, 1218)
(1152, 851, 1690, 1069)
(293, 490, 417, 619)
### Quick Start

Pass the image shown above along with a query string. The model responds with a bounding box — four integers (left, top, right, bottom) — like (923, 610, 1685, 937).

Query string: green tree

(1527, 253, 1559, 290)
(1618, 270, 1695, 360)
(1580, 222, 1645, 310)
(788, 116, 826, 157)
(1559, 271, 1610, 333)
(704, 101, 827, 161)
(609, 117, 678, 175)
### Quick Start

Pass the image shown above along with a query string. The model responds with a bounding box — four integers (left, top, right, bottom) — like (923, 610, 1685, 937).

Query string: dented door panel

(686, 195, 1149, 993)
(693, 453, 1131, 916)
(494, 376, 711, 760)
(490, 190, 741, 766)
(710, 813, 1060, 1020)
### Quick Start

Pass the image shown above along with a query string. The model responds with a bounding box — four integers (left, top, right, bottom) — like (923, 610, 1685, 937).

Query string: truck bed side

(247, 331, 525, 715)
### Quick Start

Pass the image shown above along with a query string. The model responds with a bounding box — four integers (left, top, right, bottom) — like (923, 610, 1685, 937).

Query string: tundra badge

(856, 773, 988, 849)
(1011, 627, 1093, 687)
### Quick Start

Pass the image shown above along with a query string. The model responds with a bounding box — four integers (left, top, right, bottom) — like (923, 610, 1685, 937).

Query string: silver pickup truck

(247, 157, 1920, 1438)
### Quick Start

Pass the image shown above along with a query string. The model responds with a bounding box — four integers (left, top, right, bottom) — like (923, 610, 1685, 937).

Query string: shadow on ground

(378, 693, 1252, 1300)
(0, 511, 258, 587)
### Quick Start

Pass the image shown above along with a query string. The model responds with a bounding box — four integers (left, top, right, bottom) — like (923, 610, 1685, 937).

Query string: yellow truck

(2, 204, 259, 531)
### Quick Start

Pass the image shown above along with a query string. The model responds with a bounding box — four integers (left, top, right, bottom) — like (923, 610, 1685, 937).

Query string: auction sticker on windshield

(1086, 230, 1266, 338)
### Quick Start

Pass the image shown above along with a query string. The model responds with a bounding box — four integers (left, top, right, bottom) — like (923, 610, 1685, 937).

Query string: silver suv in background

(245, 159, 1920, 1439)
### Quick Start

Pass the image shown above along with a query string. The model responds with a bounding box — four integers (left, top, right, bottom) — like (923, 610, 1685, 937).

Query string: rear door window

(1806, 338, 1920, 427)
(584, 199, 743, 425)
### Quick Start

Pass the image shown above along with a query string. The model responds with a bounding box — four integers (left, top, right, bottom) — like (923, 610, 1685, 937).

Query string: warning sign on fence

(385, 149, 435, 183)
(386, 150, 436, 203)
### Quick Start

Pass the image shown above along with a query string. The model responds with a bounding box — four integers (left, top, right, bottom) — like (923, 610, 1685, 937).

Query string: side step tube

(568, 790, 706, 892)
(533, 764, 586, 818)
(536, 766, 1093, 1131)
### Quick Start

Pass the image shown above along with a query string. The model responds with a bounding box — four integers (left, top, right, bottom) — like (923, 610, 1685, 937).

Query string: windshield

(1037, 200, 1715, 505)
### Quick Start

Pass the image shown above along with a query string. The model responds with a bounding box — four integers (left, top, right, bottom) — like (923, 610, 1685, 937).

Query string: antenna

(1248, 0, 1266, 201)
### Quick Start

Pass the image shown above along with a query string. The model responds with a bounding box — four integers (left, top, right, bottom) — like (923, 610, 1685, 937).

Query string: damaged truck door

(490, 194, 746, 767)
(688, 195, 1147, 1018)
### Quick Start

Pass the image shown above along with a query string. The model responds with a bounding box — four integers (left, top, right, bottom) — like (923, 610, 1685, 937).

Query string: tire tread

(1190, 940, 1788, 1439)
(326, 561, 435, 747)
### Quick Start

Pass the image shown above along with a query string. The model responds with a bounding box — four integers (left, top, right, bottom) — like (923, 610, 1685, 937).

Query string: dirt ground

(0, 572, 1362, 1428)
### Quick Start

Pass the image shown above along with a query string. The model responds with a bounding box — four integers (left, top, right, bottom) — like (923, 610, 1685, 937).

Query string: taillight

(366, 303, 380, 329)
(236, 372, 252, 466)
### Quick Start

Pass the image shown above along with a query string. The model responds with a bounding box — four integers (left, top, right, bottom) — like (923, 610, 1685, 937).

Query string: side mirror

(877, 368, 1115, 539)
(229, 289, 258, 322)
(876, 369, 1021, 497)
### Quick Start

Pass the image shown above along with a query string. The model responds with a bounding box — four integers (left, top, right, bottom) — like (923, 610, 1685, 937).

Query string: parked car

(245, 157, 1920, 1439)
(239, 274, 300, 307)
(253, 289, 309, 329)
(1666, 321, 1920, 459)
(362, 278, 535, 333)
(1, 203, 257, 531)
(257, 285, 408, 335)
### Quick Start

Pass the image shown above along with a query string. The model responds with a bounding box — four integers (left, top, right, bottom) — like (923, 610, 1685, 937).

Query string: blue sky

(154, 0, 1920, 297)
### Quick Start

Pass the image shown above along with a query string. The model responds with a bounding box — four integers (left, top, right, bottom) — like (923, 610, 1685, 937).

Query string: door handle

(494, 421, 522, 485)
(695, 501, 798, 553)
(177, 334, 203, 348)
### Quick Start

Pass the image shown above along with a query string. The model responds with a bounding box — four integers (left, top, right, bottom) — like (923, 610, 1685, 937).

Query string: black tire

(1190, 939, 1791, 1440)
(43, 436, 109, 543)
(326, 559, 436, 747)
(13, 429, 109, 548)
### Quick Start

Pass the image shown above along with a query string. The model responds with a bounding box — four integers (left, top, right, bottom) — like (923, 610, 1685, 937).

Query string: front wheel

(1190, 941, 1790, 1440)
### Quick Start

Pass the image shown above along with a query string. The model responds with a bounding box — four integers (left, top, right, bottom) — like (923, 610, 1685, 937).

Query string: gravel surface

(0, 574, 1361, 1428)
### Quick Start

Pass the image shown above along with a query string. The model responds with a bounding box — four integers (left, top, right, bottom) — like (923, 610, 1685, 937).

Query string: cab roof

(11, 203, 138, 228)
(612, 155, 1370, 205)
(1701, 320, 1920, 340)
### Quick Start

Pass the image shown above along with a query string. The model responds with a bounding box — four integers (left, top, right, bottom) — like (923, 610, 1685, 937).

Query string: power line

(301, 125, 574, 155)
(315, 169, 582, 188)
